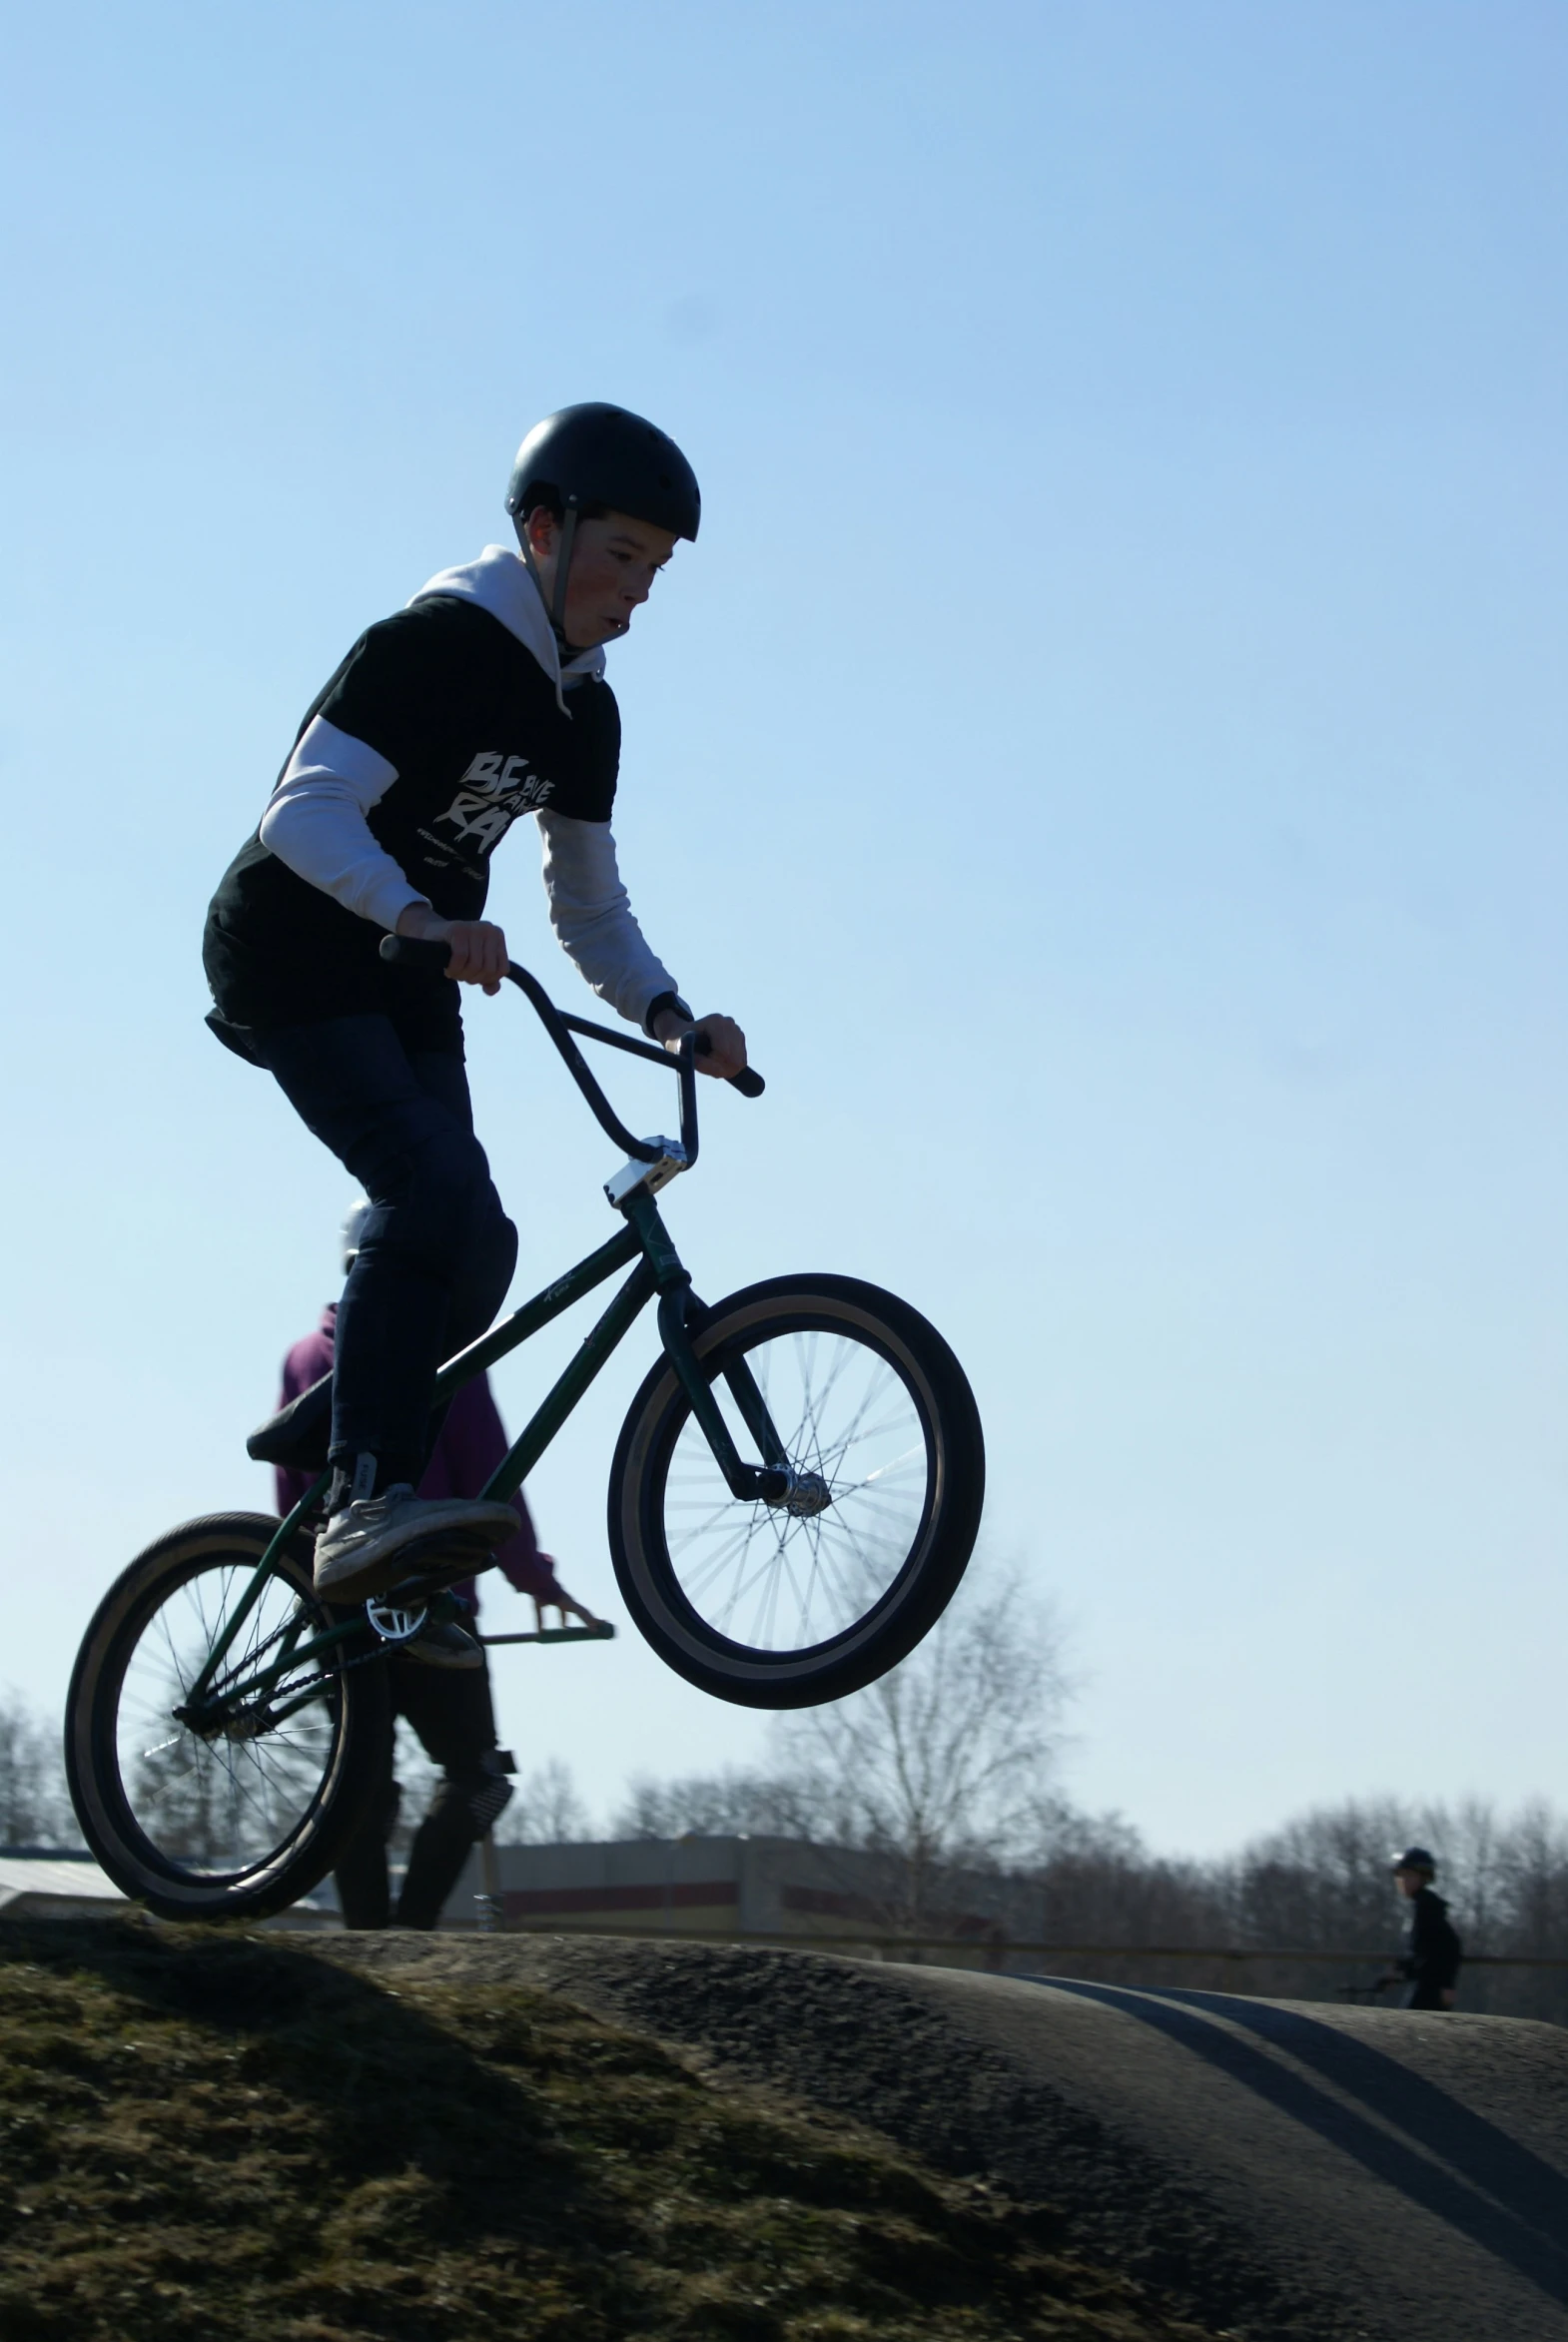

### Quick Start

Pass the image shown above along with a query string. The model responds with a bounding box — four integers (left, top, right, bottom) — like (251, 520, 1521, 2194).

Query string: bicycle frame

(184, 956, 782, 1727)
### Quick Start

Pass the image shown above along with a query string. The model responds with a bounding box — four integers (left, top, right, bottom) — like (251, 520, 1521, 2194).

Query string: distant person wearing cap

(273, 1198, 600, 1930)
(1377, 1848, 1463, 2010)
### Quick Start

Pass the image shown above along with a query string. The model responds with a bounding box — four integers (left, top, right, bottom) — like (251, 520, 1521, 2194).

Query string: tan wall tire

(607, 1276, 985, 1710)
(65, 1512, 390, 1922)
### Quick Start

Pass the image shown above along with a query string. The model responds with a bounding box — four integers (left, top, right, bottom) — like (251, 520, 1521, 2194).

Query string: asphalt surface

(318, 1934, 1568, 2342)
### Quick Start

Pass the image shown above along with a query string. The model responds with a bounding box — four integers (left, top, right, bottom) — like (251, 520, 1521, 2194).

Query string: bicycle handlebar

(716, 1056, 766, 1100)
(377, 935, 763, 1167)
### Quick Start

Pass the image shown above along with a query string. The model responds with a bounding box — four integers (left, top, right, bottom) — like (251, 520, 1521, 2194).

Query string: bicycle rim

(658, 1318, 937, 1656)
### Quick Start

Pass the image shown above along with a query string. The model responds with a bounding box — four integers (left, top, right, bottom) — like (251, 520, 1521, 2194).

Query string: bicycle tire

(607, 1275, 985, 1708)
(65, 1512, 390, 1922)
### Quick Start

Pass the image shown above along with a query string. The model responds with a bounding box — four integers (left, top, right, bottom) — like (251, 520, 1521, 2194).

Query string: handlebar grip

(693, 1033, 765, 1098)
(379, 934, 454, 973)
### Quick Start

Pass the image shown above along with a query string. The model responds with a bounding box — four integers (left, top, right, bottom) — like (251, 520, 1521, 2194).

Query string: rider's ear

(524, 506, 559, 560)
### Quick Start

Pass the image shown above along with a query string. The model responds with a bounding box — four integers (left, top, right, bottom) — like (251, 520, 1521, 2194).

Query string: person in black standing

(1379, 1846, 1462, 2009)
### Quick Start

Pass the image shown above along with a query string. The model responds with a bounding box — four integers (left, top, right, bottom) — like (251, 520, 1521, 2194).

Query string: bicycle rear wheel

(608, 1275, 985, 1708)
(66, 1512, 389, 1921)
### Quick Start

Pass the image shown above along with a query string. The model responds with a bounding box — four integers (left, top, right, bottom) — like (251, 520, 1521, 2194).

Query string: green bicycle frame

(185, 1187, 784, 1724)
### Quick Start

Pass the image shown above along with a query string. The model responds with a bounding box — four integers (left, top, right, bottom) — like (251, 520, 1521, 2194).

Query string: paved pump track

(323, 1935, 1568, 2342)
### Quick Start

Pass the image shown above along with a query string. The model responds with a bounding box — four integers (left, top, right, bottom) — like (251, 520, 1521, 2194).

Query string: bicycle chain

(207, 1595, 392, 1734)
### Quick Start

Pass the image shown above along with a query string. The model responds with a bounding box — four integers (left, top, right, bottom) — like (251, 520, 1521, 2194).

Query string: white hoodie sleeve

(536, 810, 679, 1030)
(258, 715, 430, 933)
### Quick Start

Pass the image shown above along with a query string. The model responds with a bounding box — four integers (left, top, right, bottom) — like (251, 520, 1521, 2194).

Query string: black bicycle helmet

(505, 402, 701, 541)
(1391, 1846, 1438, 1876)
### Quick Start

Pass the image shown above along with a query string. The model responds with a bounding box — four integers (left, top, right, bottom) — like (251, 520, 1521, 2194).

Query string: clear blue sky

(2, 2, 1563, 1854)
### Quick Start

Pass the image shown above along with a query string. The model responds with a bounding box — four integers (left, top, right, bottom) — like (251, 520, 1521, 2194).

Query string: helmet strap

(515, 501, 581, 655)
(550, 502, 580, 641)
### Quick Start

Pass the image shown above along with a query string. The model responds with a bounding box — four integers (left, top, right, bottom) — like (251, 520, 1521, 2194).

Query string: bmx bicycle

(66, 937, 985, 1921)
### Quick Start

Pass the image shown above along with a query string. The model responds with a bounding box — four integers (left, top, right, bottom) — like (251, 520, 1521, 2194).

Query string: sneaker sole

(400, 1642, 486, 1672)
(315, 1521, 505, 1604)
(383, 1550, 502, 1601)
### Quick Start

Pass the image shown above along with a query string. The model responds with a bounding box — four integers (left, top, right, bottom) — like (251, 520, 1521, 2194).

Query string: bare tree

(501, 1756, 594, 1845)
(1227, 1795, 1412, 1952)
(610, 1567, 1071, 1930)
(614, 1767, 814, 1842)
(1489, 1799, 1568, 1964)
(1025, 1802, 1229, 1955)
(0, 1694, 80, 1847)
(769, 1567, 1071, 1926)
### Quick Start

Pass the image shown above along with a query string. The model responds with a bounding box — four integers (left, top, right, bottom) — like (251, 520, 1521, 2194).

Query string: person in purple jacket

(275, 1198, 599, 1929)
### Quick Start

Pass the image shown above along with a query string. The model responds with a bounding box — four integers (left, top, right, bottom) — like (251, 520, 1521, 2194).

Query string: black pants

(335, 1653, 513, 1931)
(1404, 1981, 1454, 2010)
(257, 1014, 517, 1488)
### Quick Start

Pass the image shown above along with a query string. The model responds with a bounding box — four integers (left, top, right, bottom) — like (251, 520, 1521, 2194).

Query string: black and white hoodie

(203, 545, 679, 1057)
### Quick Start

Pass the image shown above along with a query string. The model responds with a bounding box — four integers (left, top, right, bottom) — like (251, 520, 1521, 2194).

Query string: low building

(443, 1834, 1019, 1963)
(0, 1849, 128, 1921)
(0, 1847, 339, 1930)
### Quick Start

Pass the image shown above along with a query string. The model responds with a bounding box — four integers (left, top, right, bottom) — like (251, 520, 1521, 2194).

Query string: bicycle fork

(622, 1190, 825, 1512)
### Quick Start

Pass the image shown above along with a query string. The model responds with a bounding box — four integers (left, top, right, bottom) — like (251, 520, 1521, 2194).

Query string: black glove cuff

(644, 991, 694, 1038)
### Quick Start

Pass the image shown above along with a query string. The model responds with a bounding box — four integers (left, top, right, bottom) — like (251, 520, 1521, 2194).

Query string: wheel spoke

(680, 1515, 766, 1601)
(657, 1315, 932, 1655)
(113, 1554, 346, 1882)
(717, 1514, 794, 1636)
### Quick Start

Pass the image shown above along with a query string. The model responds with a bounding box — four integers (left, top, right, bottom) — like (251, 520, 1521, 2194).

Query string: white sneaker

(314, 1488, 519, 1602)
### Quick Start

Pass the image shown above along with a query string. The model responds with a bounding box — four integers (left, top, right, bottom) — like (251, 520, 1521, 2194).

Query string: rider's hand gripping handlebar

(378, 935, 764, 1168)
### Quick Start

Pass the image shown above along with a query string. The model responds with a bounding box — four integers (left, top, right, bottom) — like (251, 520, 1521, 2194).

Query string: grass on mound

(0, 1923, 1216, 2342)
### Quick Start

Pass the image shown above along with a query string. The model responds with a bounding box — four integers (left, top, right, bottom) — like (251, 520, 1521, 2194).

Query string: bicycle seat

(247, 1373, 332, 1469)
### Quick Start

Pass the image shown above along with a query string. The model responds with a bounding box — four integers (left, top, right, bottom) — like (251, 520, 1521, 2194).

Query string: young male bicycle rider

(204, 404, 747, 1602)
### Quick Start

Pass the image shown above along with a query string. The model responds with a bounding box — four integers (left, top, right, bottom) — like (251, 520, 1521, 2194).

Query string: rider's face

(524, 508, 679, 649)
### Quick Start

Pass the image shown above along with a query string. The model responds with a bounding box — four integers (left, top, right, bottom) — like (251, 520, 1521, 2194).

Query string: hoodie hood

(407, 545, 605, 712)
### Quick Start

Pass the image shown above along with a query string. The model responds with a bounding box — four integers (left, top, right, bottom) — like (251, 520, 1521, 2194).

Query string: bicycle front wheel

(66, 1512, 390, 1921)
(608, 1275, 985, 1708)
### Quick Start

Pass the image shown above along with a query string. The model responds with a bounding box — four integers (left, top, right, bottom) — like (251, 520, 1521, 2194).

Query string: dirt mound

(0, 1921, 1214, 2342)
(9, 1924, 1563, 2341)
(321, 1934, 1568, 2342)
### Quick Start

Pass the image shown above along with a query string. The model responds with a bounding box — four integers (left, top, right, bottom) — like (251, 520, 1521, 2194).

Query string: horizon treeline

(6, 1686, 1565, 2022)
(607, 1770, 1568, 2024)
